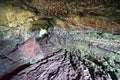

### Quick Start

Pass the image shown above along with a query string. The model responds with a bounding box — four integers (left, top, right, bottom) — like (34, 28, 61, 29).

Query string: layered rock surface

(0, 0, 120, 80)
(0, 28, 120, 80)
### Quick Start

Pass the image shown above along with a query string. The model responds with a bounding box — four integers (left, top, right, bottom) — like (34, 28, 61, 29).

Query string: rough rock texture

(0, 0, 120, 43)
(0, 28, 119, 80)
(0, 0, 120, 80)
(0, 4, 35, 42)
(22, 0, 120, 23)
(0, 39, 34, 79)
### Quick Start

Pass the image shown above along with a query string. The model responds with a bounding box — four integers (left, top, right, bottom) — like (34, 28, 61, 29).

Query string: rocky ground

(0, 28, 120, 80)
(0, 0, 120, 80)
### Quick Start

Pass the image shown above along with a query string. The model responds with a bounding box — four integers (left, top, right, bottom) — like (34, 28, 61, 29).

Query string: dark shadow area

(0, 63, 30, 80)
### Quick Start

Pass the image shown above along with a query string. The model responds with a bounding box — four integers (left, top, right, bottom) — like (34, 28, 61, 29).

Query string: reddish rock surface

(0, 38, 38, 80)
(18, 38, 36, 59)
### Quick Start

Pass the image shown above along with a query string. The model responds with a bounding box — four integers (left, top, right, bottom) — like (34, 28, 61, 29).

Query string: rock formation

(0, 0, 120, 80)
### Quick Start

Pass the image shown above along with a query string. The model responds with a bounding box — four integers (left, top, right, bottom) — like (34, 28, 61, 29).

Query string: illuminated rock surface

(0, 0, 120, 80)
